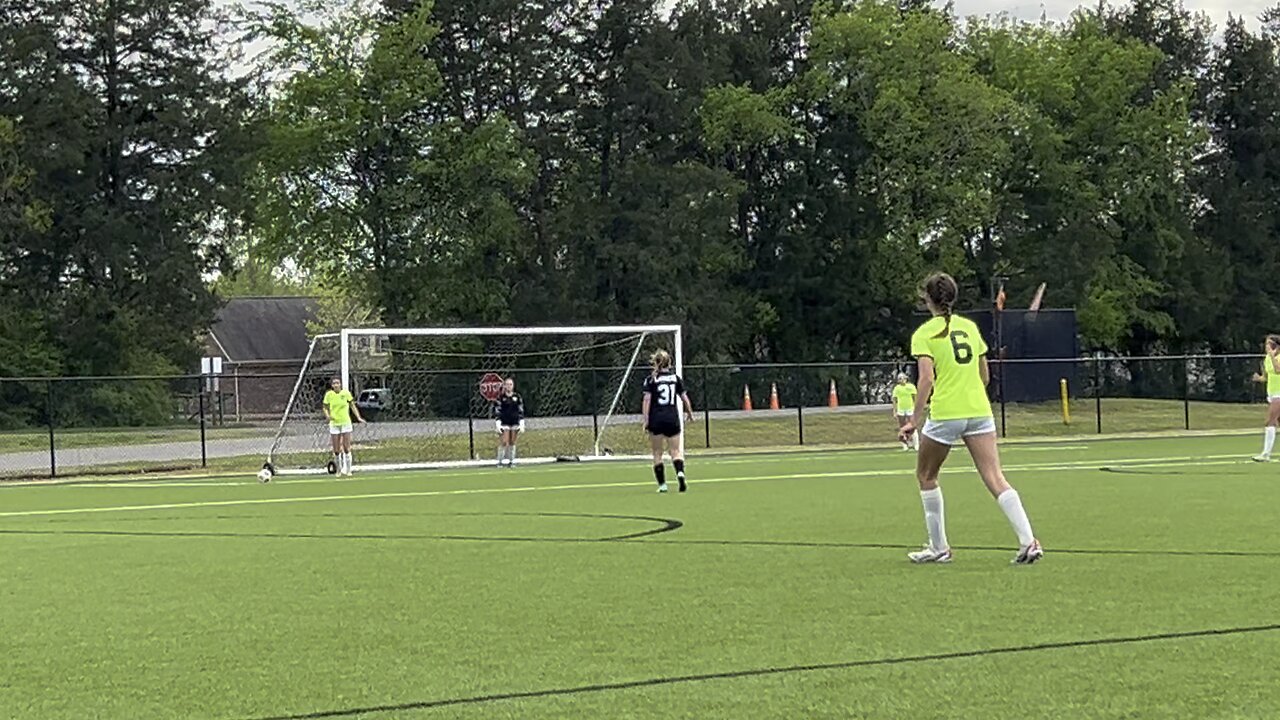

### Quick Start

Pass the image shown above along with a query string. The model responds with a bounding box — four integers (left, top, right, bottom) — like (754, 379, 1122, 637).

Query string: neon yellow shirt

(1264, 357, 1280, 396)
(909, 315, 991, 421)
(892, 383, 917, 414)
(324, 389, 354, 426)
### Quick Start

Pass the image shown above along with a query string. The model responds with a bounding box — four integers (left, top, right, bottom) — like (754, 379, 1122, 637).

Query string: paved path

(0, 405, 890, 477)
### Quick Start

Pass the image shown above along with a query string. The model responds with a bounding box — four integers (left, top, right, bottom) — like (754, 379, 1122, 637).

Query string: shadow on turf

(242, 623, 1280, 720)
(2, 511, 1277, 557)
(0, 511, 683, 543)
(1098, 467, 1254, 477)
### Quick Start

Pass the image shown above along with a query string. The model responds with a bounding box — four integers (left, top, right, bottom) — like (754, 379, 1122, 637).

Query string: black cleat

(677, 475, 687, 493)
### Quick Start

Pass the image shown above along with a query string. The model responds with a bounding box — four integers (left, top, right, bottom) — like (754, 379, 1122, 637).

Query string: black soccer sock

(653, 464, 666, 485)
(673, 459, 685, 477)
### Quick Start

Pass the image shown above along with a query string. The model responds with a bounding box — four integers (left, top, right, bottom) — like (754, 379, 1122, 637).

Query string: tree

(248, 0, 533, 327)
(1191, 16, 1280, 351)
(0, 0, 251, 381)
(965, 13, 1198, 351)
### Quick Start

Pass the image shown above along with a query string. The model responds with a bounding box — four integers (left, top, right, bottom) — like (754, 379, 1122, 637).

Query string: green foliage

(9, 0, 1280, 388)
(247, 0, 533, 327)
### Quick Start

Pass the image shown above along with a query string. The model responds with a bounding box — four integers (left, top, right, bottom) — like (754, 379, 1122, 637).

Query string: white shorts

(1269, 396, 1280, 403)
(896, 412, 911, 420)
(496, 421, 525, 433)
(922, 417, 997, 446)
(329, 423, 353, 435)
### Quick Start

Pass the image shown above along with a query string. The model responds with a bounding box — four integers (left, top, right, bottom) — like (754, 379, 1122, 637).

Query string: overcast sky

(222, 1, 1274, 35)
(951, 0, 1268, 28)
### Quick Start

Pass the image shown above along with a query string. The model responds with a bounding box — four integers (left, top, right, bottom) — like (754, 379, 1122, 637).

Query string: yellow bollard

(1060, 378, 1071, 425)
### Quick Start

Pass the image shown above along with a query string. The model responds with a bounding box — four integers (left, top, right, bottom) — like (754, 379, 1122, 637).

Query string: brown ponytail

(923, 272, 960, 338)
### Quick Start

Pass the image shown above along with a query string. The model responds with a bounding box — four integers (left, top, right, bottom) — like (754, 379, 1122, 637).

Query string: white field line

(0, 454, 1252, 519)
(68, 444, 1098, 489)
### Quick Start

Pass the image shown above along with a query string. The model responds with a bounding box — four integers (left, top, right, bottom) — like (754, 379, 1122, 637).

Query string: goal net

(265, 326, 683, 474)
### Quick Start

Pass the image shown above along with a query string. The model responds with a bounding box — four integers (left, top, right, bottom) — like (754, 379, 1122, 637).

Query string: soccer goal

(264, 325, 683, 474)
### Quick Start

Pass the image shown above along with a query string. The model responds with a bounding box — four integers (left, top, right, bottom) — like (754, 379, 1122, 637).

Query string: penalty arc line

(0, 455, 1254, 520)
(245, 622, 1280, 720)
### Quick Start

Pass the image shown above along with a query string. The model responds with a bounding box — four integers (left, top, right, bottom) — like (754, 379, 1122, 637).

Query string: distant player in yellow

(891, 374, 918, 451)
(898, 273, 1043, 565)
(323, 377, 364, 477)
(1251, 335, 1280, 462)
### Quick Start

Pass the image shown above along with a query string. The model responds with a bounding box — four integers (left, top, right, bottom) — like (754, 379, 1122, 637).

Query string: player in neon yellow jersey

(1250, 335, 1280, 462)
(323, 377, 364, 477)
(891, 374, 918, 451)
(898, 272, 1042, 565)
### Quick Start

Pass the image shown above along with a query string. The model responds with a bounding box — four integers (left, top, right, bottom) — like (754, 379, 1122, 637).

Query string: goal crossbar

(340, 325, 683, 389)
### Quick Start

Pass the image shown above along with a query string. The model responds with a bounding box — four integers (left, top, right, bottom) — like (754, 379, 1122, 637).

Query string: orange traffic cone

(742, 385, 753, 411)
(769, 382, 781, 410)
(828, 379, 839, 409)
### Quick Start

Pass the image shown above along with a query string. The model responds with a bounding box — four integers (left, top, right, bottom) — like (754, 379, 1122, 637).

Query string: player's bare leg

(1256, 401, 1280, 462)
(668, 435, 687, 492)
(330, 432, 342, 475)
(340, 432, 354, 476)
(965, 432, 1041, 564)
(650, 434, 667, 492)
(507, 429, 519, 467)
(909, 435, 952, 563)
(896, 416, 912, 451)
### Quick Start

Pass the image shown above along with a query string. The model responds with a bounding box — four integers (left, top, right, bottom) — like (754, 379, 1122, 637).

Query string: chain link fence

(0, 355, 1270, 479)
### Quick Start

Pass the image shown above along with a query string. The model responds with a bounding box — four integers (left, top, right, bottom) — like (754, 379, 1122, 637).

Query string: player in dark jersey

(642, 350, 694, 492)
(493, 377, 524, 467)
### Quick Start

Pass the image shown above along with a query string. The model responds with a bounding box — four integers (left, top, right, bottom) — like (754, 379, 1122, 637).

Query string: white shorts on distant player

(922, 417, 996, 446)
(329, 423, 353, 435)
(495, 420, 525, 433)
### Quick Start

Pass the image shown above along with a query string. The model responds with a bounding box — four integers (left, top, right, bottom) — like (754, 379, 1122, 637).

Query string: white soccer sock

(509, 445, 517, 463)
(498, 445, 505, 464)
(997, 489, 1035, 547)
(920, 488, 948, 551)
(912, 430, 919, 449)
(1264, 427, 1276, 456)
(344, 452, 353, 474)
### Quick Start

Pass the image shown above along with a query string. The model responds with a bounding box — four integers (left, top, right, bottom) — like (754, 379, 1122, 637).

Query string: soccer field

(2, 435, 1278, 719)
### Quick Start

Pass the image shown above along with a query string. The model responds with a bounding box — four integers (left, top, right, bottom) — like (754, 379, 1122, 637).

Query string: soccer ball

(256, 468, 273, 484)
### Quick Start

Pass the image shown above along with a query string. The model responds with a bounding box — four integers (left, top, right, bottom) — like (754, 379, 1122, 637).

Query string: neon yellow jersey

(1264, 357, 1280, 396)
(324, 389, 354, 426)
(909, 315, 991, 420)
(892, 383, 917, 414)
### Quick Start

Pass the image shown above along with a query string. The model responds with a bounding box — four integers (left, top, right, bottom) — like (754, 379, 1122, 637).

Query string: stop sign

(479, 372, 504, 402)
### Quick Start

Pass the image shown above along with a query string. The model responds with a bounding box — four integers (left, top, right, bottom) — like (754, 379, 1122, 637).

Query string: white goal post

(265, 325, 683, 475)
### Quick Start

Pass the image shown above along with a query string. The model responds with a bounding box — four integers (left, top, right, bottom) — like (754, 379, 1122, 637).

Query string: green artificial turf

(1, 435, 1278, 719)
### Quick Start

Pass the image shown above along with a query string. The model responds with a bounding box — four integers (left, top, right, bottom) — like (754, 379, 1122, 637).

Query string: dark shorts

(647, 417, 682, 438)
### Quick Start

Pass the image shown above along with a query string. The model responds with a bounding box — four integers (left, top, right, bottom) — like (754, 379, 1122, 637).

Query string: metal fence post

(1183, 356, 1191, 431)
(468, 416, 476, 461)
(46, 379, 56, 479)
(590, 369, 599, 449)
(797, 404, 804, 446)
(197, 377, 208, 468)
(998, 359, 1008, 439)
(702, 365, 711, 449)
(1094, 356, 1103, 434)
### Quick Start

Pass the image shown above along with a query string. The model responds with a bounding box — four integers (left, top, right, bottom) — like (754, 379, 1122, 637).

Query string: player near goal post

(642, 350, 695, 493)
(493, 378, 525, 467)
(323, 377, 364, 476)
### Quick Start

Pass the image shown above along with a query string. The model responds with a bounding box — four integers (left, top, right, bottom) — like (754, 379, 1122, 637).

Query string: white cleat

(1253, 454, 1271, 463)
(1013, 539, 1044, 565)
(908, 546, 953, 564)
(657, 483, 669, 493)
